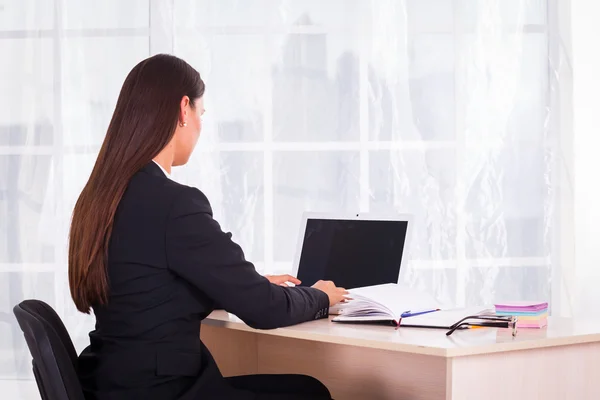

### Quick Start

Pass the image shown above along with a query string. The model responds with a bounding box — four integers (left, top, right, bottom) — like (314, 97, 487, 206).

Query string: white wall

(573, 0, 600, 316)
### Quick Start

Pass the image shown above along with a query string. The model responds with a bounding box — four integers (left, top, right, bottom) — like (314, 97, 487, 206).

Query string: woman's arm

(165, 186, 330, 329)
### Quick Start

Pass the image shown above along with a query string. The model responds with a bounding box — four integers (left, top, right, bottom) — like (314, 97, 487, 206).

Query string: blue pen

(401, 309, 440, 318)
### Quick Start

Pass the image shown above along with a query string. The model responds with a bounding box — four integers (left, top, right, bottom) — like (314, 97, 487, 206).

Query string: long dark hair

(69, 54, 205, 313)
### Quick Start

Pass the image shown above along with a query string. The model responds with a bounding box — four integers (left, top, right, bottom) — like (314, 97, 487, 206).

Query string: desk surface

(204, 311, 600, 357)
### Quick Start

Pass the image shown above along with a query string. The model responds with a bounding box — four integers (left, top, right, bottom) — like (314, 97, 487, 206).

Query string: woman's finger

(285, 275, 302, 285)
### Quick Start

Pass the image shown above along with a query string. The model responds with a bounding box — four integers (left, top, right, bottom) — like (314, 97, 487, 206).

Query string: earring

(180, 121, 187, 127)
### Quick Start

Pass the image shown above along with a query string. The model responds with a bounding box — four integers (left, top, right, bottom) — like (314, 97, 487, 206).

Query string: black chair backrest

(13, 300, 85, 400)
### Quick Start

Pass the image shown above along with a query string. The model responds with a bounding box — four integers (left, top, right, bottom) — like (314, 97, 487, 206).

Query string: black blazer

(77, 162, 330, 400)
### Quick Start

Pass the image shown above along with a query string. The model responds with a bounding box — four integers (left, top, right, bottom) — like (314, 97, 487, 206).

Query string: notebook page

(333, 294, 394, 318)
(400, 306, 493, 327)
(348, 283, 440, 320)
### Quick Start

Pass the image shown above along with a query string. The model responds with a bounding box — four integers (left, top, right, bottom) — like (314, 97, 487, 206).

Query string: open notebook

(332, 283, 491, 328)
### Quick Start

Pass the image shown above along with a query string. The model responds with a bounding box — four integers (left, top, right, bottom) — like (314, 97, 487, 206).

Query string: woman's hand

(265, 274, 301, 287)
(312, 280, 349, 307)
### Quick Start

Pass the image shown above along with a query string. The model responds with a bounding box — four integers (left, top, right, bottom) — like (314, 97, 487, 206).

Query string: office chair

(13, 300, 85, 400)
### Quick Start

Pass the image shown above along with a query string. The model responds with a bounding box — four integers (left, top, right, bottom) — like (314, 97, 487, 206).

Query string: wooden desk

(202, 311, 600, 399)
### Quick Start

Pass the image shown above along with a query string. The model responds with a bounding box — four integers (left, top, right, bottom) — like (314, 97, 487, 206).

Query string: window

(169, 0, 557, 308)
(0, 0, 151, 383)
(0, 0, 568, 392)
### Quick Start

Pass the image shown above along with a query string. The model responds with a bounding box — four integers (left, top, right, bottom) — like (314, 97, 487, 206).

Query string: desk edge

(203, 317, 600, 358)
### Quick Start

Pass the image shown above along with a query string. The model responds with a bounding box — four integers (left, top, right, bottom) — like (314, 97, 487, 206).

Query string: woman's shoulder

(127, 167, 213, 215)
(168, 183, 213, 216)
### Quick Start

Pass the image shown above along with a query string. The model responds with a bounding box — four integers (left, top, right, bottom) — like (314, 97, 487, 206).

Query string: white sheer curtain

(0, 1, 570, 398)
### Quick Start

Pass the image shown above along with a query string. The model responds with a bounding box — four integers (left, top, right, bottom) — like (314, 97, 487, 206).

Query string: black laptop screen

(296, 218, 408, 289)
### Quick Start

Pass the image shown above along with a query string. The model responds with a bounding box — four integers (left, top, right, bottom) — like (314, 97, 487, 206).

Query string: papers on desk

(331, 283, 491, 328)
(331, 283, 439, 325)
(495, 301, 548, 328)
(399, 307, 493, 329)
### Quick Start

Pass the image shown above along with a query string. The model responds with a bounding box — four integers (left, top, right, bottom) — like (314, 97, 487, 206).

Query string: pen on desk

(400, 309, 440, 318)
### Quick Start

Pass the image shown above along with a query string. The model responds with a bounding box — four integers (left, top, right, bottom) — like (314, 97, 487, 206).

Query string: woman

(68, 54, 347, 400)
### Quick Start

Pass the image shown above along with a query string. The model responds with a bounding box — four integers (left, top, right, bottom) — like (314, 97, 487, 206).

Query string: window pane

(505, 34, 549, 143)
(464, 146, 551, 258)
(273, 0, 364, 29)
(0, 39, 54, 145)
(61, 37, 149, 148)
(400, 267, 457, 306)
(175, 35, 268, 142)
(458, 33, 549, 144)
(369, 34, 455, 141)
(465, 265, 551, 306)
(218, 152, 264, 262)
(175, 0, 271, 28)
(457, 0, 547, 28)
(0, 124, 53, 147)
(370, 149, 457, 260)
(0, 0, 53, 30)
(211, 152, 264, 262)
(273, 151, 359, 261)
(273, 33, 360, 141)
(63, 0, 150, 29)
(0, 155, 54, 263)
(406, 0, 454, 32)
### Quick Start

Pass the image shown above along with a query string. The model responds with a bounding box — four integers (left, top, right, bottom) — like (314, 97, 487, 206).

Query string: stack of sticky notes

(494, 302, 548, 328)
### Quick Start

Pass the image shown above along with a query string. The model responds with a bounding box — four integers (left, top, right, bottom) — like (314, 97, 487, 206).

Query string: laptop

(292, 213, 411, 290)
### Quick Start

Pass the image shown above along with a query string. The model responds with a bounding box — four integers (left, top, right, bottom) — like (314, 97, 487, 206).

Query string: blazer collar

(141, 161, 170, 179)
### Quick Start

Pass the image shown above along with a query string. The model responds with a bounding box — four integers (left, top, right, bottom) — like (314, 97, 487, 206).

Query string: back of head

(68, 54, 205, 313)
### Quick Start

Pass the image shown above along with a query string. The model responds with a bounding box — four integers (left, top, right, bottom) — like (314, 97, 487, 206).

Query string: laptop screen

(296, 218, 408, 289)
